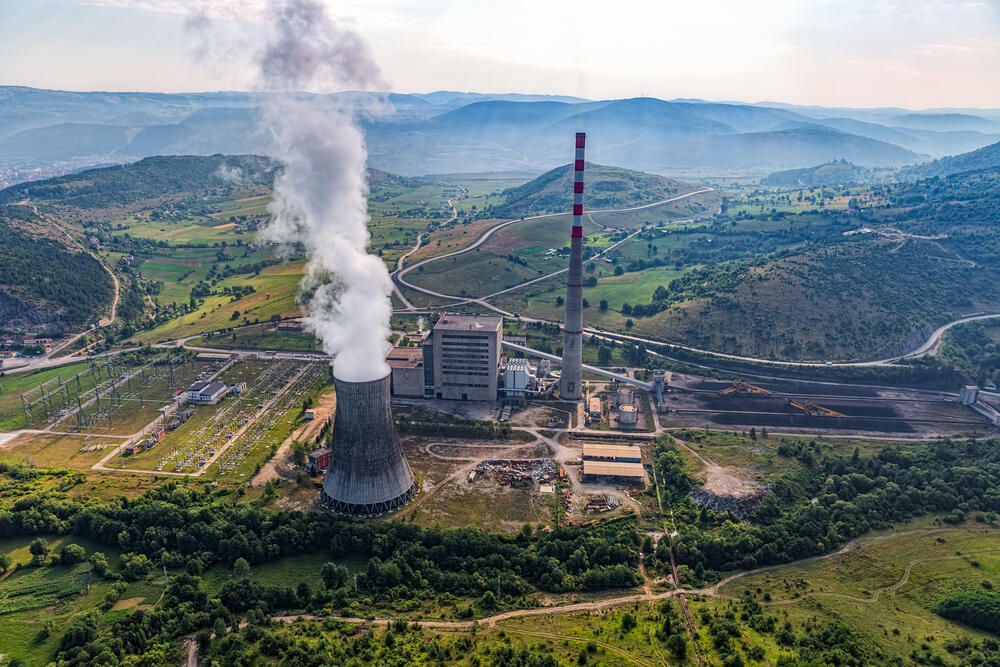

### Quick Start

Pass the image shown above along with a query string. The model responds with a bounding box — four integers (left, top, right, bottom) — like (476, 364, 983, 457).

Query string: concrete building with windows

(429, 314, 502, 401)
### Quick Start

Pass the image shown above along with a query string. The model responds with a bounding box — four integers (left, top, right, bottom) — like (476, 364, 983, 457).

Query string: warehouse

(582, 443, 642, 464)
(581, 460, 646, 483)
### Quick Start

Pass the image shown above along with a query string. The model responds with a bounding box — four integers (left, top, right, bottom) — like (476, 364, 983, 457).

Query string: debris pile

(584, 494, 623, 514)
(690, 485, 768, 520)
(474, 459, 559, 486)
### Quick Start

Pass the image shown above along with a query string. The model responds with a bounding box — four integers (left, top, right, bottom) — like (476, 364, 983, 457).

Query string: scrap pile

(474, 459, 559, 486)
(584, 494, 623, 514)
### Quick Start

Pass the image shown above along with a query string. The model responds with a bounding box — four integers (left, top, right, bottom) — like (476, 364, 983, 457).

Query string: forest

(0, 206, 114, 326)
(649, 436, 1000, 576)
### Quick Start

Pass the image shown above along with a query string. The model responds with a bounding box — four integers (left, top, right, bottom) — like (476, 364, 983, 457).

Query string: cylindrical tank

(618, 404, 638, 425)
(321, 372, 416, 516)
(617, 386, 634, 407)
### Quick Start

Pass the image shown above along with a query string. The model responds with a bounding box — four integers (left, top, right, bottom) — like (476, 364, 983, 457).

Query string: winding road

(389, 191, 1000, 369)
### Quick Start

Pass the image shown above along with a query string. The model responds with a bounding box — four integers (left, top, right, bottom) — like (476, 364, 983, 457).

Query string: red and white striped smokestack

(560, 132, 586, 400)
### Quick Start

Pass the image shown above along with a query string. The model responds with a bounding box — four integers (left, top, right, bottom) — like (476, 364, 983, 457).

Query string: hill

(491, 162, 703, 218)
(0, 155, 277, 210)
(897, 140, 1000, 180)
(0, 205, 114, 333)
(761, 159, 873, 186)
(621, 167, 1000, 360)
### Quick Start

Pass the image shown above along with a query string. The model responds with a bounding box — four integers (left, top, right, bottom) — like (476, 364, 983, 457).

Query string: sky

(1, 0, 999, 109)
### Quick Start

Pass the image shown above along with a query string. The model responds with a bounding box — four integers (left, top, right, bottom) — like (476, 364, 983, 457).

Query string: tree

(230, 310, 240, 320)
(599, 299, 608, 311)
(233, 557, 250, 578)
(59, 544, 86, 565)
(29, 538, 49, 565)
(321, 562, 348, 589)
(598, 347, 613, 365)
(666, 633, 687, 658)
(625, 319, 634, 329)
(555, 295, 564, 306)
(0, 553, 11, 573)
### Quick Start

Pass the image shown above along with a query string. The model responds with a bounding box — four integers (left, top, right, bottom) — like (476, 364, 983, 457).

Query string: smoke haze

(252, 0, 393, 382)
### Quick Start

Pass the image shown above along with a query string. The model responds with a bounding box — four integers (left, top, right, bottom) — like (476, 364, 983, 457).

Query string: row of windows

(441, 334, 494, 341)
(442, 364, 490, 372)
(443, 370, 491, 377)
(443, 382, 489, 388)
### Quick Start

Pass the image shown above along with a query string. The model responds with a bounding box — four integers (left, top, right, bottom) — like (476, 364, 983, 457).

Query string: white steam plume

(253, 0, 393, 382)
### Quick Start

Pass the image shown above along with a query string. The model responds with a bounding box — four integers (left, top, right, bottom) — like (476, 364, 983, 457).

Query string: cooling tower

(560, 132, 586, 401)
(320, 372, 416, 516)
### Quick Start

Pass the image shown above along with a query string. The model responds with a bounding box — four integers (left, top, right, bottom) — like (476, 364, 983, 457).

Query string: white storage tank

(617, 386, 634, 407)
(619, 404, 638, 425)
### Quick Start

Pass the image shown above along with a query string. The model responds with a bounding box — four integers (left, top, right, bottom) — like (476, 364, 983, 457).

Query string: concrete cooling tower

(320, 372, 416, 516)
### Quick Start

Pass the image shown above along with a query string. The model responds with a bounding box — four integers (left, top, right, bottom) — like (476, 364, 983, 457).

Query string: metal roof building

(582, 460, 645, 479)
(582, 443, 642, 463)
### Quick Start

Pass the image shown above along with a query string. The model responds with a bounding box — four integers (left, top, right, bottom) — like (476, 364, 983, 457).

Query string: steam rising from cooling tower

(255, 0, 393, 383)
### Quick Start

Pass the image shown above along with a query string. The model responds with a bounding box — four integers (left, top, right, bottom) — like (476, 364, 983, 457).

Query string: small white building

(186, 381, 228, 405)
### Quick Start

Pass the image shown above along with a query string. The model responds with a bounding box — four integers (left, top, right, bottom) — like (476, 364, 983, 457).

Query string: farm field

(131, 261, 304, 344)
(193, 323, 321, 352)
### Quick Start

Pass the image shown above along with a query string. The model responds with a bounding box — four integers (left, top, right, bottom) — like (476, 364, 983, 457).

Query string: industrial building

(503, 358, 536, 398)
(429, 314, 502, 401)
(185, 381, 229, 404)
(194, 352, 231, 363)
(582, 443, 642, 463)
(581, 460, 646, 482)
(307, 447, 331, 474)
(385, 347, 425, 398)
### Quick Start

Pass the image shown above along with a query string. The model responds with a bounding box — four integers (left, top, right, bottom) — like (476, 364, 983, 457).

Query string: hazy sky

(1, 0, 999, 108)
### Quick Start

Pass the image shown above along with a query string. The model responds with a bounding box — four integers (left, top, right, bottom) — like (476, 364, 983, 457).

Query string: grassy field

(0, 432, 117, 470)
(703, 522, 1000, 664)
(193, 323, 320, 352)
(0, 362, 93, 430)
(131, 261, 304, 344)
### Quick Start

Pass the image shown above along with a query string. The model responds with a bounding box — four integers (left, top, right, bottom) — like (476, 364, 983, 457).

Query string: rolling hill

(897, 140, 1000, 180)
(491, 162, 704, 218)
(761, 160, 873, 187)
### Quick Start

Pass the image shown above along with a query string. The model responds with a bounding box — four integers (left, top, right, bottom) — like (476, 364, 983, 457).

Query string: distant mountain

(897, 141, 1000, 180)
(891, 112, 998, 133)
(660, 127, 920, 170)
(0, 86, 972, 181)
(761, 160, 873, 187)
(492, 162, 702, 218)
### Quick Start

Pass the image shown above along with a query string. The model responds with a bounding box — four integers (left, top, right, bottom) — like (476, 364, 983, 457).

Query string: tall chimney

(321, 372, 416, 515)
(560, 132, 586, 401)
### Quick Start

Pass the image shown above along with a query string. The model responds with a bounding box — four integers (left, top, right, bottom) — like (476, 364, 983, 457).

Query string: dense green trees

(0, 209, 114, 326)
(935, 590, 1000, 634)
(653, 437, 1000, 574)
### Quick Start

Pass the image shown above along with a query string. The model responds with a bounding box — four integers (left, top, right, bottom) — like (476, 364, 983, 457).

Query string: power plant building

(385, 347, 425, 398)
(429, 314, 502, 401)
